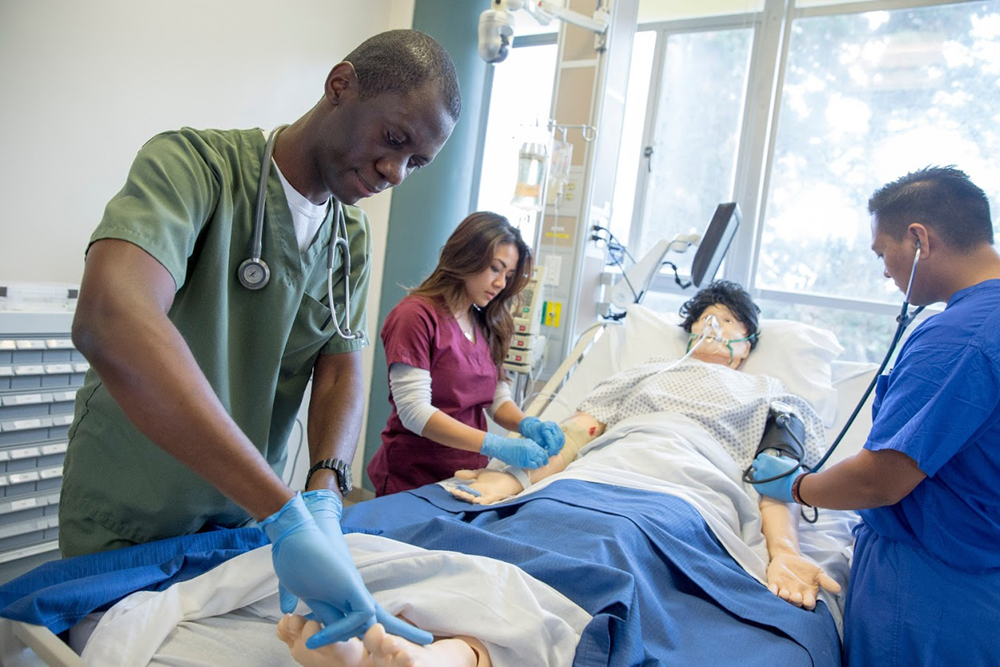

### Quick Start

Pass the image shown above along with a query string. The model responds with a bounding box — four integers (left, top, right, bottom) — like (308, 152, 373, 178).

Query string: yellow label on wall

(542, 300, 562, 328)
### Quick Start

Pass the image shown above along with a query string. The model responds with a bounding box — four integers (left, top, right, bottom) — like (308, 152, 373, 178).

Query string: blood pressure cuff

(758, 408, 806, 462)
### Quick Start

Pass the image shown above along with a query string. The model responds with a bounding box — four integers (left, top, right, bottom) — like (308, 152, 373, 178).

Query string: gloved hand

(749, 453, 803, 503)
(274, 491, 432, 647)
(260, 494, 378, 649)
(480, 432, 548, 469)
(518, 416, 565, 456)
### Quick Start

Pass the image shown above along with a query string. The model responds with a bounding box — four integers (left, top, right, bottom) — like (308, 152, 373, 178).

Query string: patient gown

(578, 357, 826, 469)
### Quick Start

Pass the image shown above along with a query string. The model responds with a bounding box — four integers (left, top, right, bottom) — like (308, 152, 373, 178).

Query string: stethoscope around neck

(237, 125, 364, 342)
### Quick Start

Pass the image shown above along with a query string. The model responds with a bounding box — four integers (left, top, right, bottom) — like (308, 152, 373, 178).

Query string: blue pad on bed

(344, 480, 841, 667)
(0, 527, 267, 634)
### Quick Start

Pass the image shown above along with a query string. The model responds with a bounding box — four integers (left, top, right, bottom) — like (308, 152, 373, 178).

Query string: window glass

(635, 28, 753, 264)
(510, 7, 560, 37)
(753, 298, 932, 363)
(795, 0, 879, 7)
(638, 0, 763, 23)
(476, 42, 559, 242)
(609, 30, 657, 245)
(757, 4, 1000, 304)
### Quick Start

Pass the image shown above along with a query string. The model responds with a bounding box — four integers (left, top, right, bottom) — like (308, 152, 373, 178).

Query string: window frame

(471, 0, 983, 359)
(632, 0, 978, 331)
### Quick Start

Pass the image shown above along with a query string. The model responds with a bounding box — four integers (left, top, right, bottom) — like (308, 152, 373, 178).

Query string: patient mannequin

(452, 281, 841, 611)
(277, 615, 492, 667)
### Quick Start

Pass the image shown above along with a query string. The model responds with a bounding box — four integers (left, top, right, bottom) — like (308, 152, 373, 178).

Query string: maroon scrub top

(367, 296, 496, 496)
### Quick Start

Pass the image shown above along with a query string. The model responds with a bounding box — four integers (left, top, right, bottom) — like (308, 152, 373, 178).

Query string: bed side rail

(523, 320, 618, 418)
(0, 618, 85, 667)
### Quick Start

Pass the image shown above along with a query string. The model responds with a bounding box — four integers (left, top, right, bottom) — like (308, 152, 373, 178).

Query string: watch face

(335, 462, 353, 495)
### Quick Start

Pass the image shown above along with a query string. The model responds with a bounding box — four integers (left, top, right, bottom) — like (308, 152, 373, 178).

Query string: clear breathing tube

(663, 314, 725, 372)
(521, 315, 728, 413)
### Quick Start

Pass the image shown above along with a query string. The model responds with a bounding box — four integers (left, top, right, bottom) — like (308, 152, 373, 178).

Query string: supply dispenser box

(0, 293, 82, 583)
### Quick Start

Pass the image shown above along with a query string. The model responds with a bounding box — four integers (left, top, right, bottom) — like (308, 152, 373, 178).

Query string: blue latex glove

(260, 494, 377, 649)
(518, 417, 565, 457)
(749, 453, 803, 503)
(297, 490, 432, 646)
(480, 432, 548, 469)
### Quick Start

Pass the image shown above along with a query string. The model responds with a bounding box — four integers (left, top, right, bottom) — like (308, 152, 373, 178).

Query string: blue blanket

(0, 481, 840, 666)
(344, 480, 841, 667)
(0, 527, 267, 634)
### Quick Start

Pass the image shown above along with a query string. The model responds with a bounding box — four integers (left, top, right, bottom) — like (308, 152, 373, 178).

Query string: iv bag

(512, 141, 548, 211)
(550, 139, 573, 184)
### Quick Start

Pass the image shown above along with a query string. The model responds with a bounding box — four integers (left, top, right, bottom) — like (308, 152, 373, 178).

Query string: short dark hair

(679, 280, 761, 350)
(868, 165, 993, 251)
(344, 29, 461, 122)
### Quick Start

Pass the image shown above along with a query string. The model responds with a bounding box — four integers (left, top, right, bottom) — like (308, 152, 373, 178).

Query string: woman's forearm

(492, 400, 527, 433)
(422, 411, 488, 452)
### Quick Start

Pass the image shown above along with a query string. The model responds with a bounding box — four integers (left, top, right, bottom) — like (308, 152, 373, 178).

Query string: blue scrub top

(862, 279, 1000, 574)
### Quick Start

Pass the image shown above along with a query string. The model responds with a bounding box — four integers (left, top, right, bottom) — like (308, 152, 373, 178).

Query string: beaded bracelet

(791, 472, 812, 507)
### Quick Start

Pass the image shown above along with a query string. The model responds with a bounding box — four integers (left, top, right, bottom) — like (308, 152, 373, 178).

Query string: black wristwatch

(305, 458, 353, 496)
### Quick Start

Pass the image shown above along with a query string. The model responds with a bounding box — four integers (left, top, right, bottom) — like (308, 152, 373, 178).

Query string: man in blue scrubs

(751, 166, 1000, 665)
(64, 30, 459, 647)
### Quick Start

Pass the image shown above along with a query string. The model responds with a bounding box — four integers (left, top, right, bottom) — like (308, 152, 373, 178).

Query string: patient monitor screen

(692, 203, 740, 288)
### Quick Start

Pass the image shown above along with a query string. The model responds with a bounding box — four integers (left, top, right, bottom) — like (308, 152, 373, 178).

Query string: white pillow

(824, 361, 879, 464)
(620, 304, 843, 426)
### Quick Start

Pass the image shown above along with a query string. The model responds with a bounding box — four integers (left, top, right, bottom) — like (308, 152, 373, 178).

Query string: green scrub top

(60, 128, 371, 545)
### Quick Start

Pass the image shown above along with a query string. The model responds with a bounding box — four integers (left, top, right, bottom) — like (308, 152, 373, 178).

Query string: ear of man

(324, 62, 359, 106)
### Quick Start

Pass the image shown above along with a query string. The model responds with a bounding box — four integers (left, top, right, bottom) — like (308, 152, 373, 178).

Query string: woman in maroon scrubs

(367, 212, 564, 496)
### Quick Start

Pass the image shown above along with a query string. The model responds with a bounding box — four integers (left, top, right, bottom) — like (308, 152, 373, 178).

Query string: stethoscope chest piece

(238, 257, 270, 290)
(239, 125, 363, 341)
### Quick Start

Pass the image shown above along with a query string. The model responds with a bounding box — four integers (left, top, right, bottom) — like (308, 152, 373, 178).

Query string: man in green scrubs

(60, 29, 459, 646)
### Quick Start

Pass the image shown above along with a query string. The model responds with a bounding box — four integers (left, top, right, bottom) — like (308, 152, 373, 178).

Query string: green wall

(362, 0, 489, 490)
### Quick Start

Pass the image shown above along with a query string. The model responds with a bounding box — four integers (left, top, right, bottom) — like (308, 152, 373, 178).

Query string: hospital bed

(0, 304, 879, 666)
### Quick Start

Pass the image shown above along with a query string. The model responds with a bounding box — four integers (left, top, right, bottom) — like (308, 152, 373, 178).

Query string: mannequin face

(688, 304, 752, 369)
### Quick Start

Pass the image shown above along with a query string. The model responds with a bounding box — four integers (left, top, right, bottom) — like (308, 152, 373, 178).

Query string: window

(757, 3, 1000, 306)
(610, 0, 1000, 361)
(476, 32, 559, 249)
(627, 26, 754, 263)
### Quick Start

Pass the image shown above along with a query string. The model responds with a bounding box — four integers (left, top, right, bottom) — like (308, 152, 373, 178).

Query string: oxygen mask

(686, 310, 754, 367)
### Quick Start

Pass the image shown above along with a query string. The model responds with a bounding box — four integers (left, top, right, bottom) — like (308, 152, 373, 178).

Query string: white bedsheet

(80, 534, 591, 667)
(452, 412, 859, 633)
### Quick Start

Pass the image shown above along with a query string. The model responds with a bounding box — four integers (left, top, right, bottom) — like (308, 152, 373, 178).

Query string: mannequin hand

(274, 490, 433, 647)
(518, 417, 565, 456)
(450, 468, 524, 504)
(480, 432, 548, 469)
(749, 453, 802, 503)
(766, 551, 842, 610)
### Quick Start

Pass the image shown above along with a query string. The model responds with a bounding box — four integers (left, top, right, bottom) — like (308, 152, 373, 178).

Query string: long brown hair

(411, 212, 533, 378)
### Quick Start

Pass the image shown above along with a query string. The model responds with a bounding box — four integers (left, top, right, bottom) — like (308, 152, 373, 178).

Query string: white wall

(0, 0, 416, 481)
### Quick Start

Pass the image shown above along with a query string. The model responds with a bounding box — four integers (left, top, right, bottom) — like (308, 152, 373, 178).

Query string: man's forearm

(305, 353, 365, 493)
(797, 448, 926, 510)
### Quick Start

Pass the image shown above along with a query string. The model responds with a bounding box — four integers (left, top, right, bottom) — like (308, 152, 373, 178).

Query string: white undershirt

(389, 363, 514, 435)
(263, 130, 329, 253)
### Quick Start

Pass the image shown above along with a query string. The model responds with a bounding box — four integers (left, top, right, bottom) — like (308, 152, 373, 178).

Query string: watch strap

(305, 458, 353, 495)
